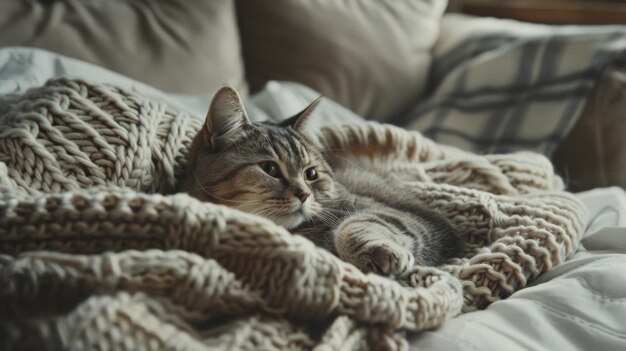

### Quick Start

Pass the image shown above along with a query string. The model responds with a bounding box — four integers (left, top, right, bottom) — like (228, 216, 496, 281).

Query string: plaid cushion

(393, 15, 626, 156)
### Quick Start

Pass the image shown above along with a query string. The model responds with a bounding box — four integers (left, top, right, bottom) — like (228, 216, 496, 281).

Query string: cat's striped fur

(178, 87, 462, 275)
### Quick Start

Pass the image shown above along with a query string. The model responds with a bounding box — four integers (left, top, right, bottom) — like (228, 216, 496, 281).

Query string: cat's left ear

(204, 86, 250, 144)
(280, 97, 322, 134)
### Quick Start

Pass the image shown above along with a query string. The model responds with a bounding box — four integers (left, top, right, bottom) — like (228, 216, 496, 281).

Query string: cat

(177, 87, 463, 276)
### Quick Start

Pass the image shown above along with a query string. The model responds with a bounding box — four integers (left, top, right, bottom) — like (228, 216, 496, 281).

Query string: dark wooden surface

(458, 0, 626, 24)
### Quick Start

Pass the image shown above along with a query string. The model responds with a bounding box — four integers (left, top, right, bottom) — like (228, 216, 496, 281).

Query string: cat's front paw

(334, 217, 416, 276)
(358, 242, 415, 276)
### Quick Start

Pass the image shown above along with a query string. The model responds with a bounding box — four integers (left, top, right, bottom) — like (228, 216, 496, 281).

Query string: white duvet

(1, 47, 625, 351)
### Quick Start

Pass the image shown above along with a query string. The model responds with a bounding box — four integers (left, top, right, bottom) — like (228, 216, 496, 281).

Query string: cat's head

(183, 86, 335, 229)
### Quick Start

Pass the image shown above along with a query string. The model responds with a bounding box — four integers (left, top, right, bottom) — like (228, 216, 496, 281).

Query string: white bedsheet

(409, 187, 626, 350)
(1, 47, 624, 350)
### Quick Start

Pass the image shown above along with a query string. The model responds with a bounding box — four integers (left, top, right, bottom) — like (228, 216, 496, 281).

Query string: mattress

(1, 47, 625, 350)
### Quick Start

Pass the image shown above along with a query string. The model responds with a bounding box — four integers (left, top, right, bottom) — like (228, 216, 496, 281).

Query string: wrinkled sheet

(1, 47, 624, 350)
(409, 187, 626, 351)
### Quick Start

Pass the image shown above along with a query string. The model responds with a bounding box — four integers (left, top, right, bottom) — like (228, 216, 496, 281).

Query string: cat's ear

(204, 86, 250, 143)
(280, 97, 322, 134)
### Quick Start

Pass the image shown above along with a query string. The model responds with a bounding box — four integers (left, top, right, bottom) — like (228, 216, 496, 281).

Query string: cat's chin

(271, 212, 306, 230)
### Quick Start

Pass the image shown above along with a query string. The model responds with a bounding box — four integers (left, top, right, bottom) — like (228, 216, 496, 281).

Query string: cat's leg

(334, 213, 415, 276)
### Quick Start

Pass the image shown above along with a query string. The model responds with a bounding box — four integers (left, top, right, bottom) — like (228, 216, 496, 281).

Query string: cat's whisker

(235, 200, 268, 211)
(316, 209, 343, 227)
(246, 205, 280, 219)
(191, 170, 253, 204)
(318, 200, 360, 212)
(249, 208, 270, 217)
(316, 218, 336, 229)
(317, 216, 340, 228)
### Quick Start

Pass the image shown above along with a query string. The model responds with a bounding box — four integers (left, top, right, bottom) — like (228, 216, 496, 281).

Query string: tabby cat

(177, 87, 462, 276)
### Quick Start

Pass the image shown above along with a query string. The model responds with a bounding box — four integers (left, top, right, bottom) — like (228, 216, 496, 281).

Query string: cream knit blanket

(0, 79, 586, 350)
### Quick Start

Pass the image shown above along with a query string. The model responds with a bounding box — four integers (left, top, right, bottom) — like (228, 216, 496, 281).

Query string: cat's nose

(297, 191, 310, 203)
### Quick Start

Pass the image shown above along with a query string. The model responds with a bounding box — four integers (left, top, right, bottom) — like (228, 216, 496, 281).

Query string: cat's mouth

(267, 204, 311, 229)
(289, 206, 305, 215)
(245, 199, 312, 230)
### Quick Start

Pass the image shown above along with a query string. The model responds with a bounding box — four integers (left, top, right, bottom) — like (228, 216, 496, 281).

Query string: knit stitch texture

(0, 79, 586, 350)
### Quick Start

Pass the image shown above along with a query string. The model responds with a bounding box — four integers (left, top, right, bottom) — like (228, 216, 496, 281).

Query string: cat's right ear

(280, 97, 322, 133)
(203, 86, 250, 147)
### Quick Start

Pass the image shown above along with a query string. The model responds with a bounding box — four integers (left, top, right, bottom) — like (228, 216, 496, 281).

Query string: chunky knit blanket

(0, 79, 586, 350)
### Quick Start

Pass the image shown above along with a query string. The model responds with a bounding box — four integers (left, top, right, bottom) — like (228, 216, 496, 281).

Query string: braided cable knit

(0, 79, 585, 350)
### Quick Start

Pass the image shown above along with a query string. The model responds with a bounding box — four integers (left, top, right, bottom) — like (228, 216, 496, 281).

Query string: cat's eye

(305, 167, 318, 181)
(260, 161, 280, 178)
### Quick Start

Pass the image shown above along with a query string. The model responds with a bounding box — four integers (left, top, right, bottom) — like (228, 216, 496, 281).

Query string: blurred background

(0, 0, 624, 192)
(449, 0, 626, 24)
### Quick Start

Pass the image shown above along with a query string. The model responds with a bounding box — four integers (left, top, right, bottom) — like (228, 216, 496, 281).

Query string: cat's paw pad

(360, 243, 415, 276)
